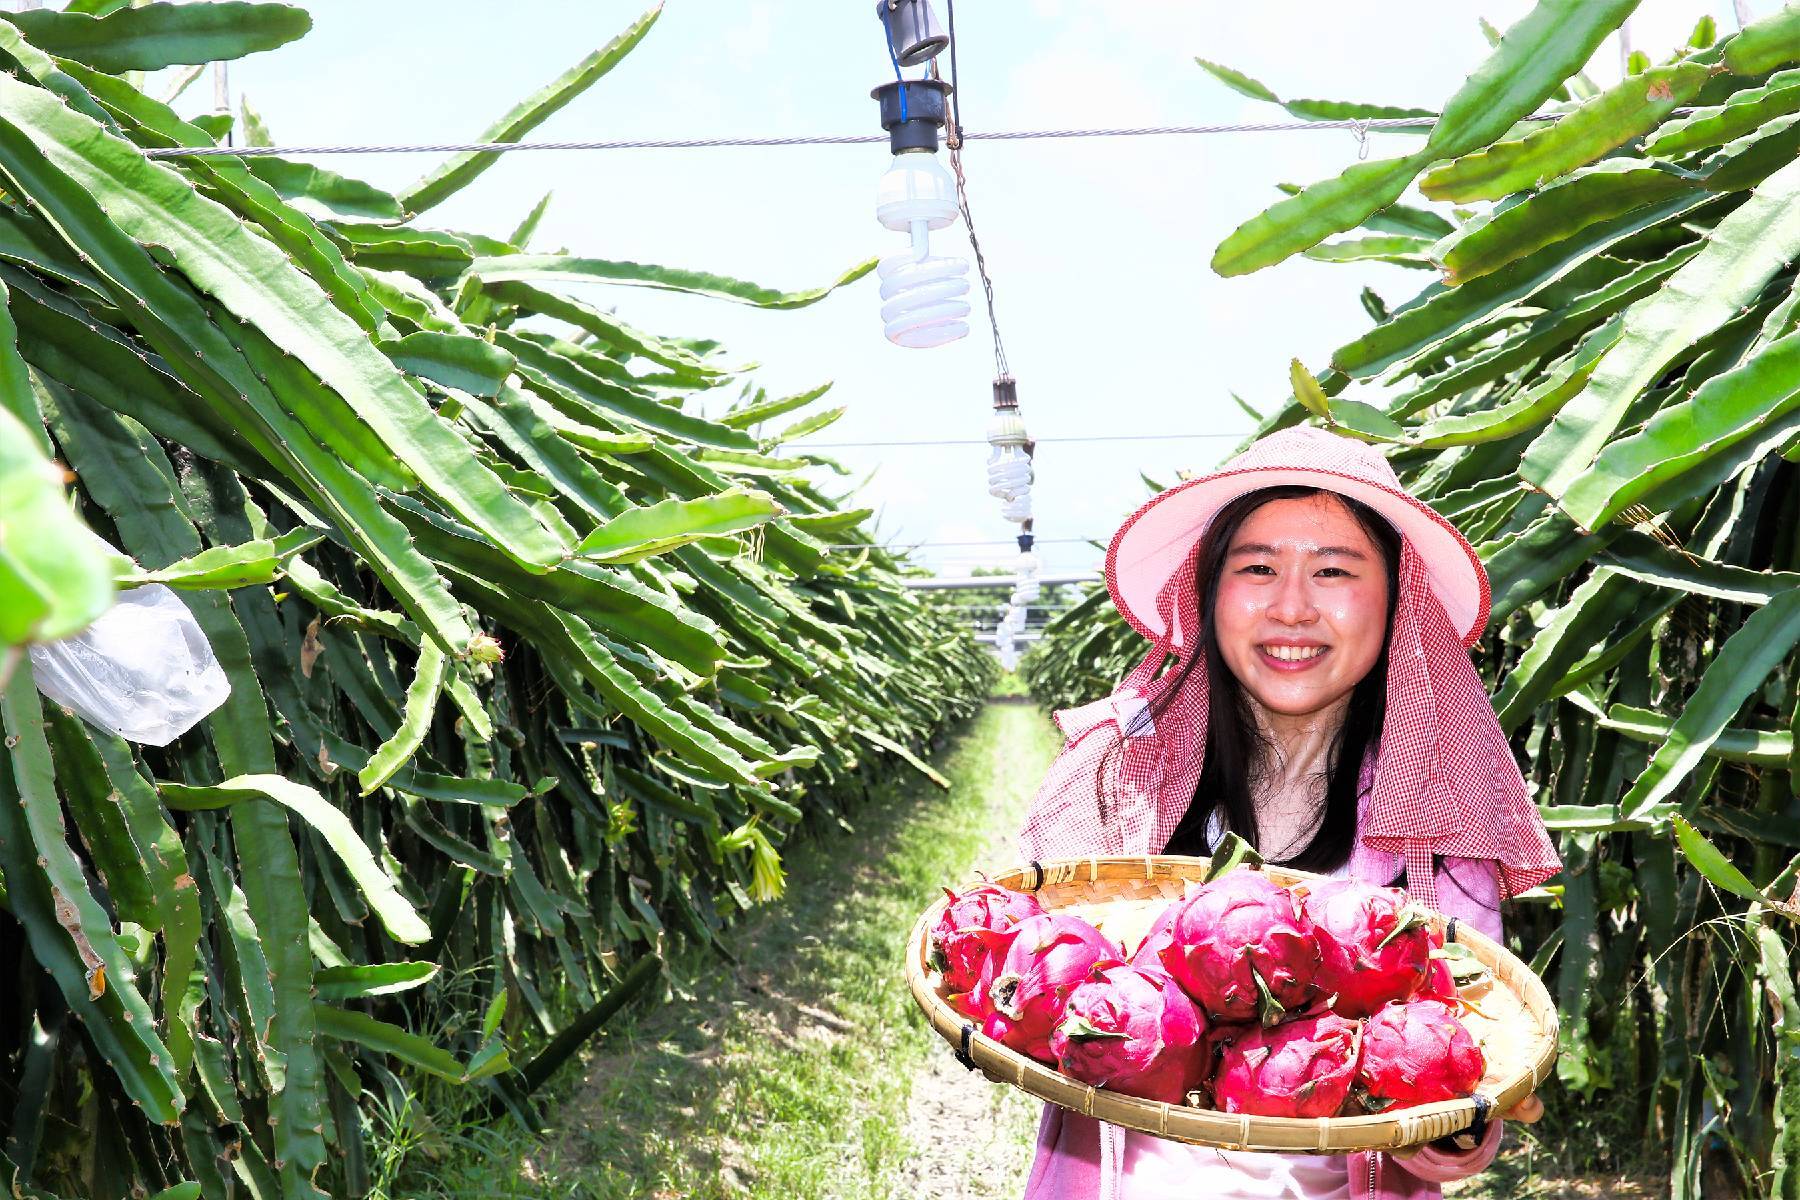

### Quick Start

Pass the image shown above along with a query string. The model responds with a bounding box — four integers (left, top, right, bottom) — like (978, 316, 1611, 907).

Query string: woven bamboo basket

(904, 855, 1559, 1153)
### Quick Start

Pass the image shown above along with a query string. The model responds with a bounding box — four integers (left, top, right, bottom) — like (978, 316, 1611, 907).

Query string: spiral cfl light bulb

(1010, 551, 1040, 607)
(986, 446, 1032, 502)
(1006, 605, 1029, 637)
(985, 401, 1032, 516)
(875, 150, 970, 349)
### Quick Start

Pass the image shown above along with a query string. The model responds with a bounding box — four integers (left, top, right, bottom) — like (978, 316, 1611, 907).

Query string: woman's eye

(1240, 564, 1274, 575)
(1317, 567, 1350, 578)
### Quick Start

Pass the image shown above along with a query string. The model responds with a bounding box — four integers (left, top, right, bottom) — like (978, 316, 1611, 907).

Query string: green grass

(989, 670, 1032, 699)
(390, 701, 1060, 1199)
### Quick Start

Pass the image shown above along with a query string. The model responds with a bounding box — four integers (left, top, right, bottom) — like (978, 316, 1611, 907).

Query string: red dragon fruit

(1156, 869, 1321, 1024)
(1300, 879, 1434, 1018)
(947, 943, 1008, 1021)
(1356, 1000, 1485, 1112)
(930, 883, 1046, 1018)
(1211, 1012, 1364, 1118)
(1419, 954, 1458, 1005)
(981, 913, 1122, 1064)
(1049, 963, 1208, 1104)
(1128, 899, 1182, 973)
(1417, 929, 1491, 1008)
(1186, 1019, 1247, 1110)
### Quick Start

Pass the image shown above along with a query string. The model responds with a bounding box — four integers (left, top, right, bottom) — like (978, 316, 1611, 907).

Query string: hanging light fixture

(1015, 542, 1040, 574)
(873, 146, 969, 348)
(985, 375, 1032, 523)
(871, 36, 969, 348)
(871, 0, 1033, 674)
(1012, 530, 1041, 605)
(994, 599, 1023, 671)
(877, 0, 949, 67)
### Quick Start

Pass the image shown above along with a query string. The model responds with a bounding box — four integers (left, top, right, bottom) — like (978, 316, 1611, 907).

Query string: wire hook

(1351, 118, 1371, 160)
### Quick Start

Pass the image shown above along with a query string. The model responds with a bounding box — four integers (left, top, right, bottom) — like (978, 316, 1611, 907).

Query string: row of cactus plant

(1030, 6, 1800, 1197)
(0, 4, 993, 1197)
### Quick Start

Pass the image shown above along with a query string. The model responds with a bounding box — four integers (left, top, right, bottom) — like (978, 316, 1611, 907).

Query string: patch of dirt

(893, 1042, 1040, 1199)
(891, 806, 1042, 1199)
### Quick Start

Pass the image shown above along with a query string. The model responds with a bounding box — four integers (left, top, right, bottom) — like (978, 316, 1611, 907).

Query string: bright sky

(205, 0, 1781, 579)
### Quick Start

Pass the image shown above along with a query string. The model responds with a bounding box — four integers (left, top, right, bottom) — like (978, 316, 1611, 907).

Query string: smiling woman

(1160, 486, 1400, 872)
(1015, 425, 1561, 1200)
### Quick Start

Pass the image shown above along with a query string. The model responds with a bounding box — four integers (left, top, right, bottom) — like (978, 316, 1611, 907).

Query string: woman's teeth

(1263, 645, 1326, 661)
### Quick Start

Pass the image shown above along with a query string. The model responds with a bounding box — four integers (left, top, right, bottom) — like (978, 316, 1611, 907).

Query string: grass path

(499, 699, 1059, 1199)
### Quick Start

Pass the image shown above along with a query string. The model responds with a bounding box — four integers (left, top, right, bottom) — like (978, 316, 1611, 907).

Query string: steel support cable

(138, 113, 1591, 159)
(825, 536, 1105, 550)
(801, 431, 1247, 448)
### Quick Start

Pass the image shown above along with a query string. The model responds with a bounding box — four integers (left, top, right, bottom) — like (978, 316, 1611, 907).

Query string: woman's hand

(1502, 1093, 1543, 1124)
(1387, 1092, 1540, 1159)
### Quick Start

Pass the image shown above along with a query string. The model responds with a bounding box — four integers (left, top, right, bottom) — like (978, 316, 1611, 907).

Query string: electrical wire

(136, 113, 1581, 159)
(882, 4, 910, 123)
(800, 431, 1248, 448)
(826, 536, 1104, 550)
(928, 0, 1039, 641)
(140, 44, 1589, 599)
(938, 0, 1008, 379)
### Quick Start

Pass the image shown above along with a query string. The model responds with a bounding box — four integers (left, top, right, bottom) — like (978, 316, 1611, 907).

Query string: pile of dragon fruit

(928, 868, 1487, 1117)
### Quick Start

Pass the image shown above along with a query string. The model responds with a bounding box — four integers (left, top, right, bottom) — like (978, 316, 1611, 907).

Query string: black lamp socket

(871, 78, 954, 154)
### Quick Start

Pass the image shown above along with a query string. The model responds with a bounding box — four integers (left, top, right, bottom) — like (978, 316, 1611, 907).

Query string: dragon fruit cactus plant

(1356, 999, 1486, 1111)
(1156, 868, 1321, 1025)
(1211, 1011, 1364, 1118)
(930, 882, 1047, 1018)
(1049, 963, 1208, 1104)
(982, 913, 1123, 1064)
(1300, 879, 1434, 1018)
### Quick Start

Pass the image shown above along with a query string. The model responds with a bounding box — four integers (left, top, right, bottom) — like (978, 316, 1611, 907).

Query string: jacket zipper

(1367, 1150, 1378, 1199)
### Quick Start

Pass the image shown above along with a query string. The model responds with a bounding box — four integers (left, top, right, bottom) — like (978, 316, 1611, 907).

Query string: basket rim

(905, 854, 1560, 1153)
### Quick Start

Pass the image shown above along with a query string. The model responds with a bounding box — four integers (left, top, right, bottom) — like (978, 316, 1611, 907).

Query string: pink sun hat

(1105, 425, 1492, 650)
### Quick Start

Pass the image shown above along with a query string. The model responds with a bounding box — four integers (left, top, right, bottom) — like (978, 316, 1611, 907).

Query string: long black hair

(1128, 485, 1402, 873)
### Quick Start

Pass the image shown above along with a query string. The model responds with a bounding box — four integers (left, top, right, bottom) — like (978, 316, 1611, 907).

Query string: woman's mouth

(1258, 643, 1328, 671)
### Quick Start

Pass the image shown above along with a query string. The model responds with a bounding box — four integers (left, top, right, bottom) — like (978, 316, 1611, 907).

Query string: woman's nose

(1266, 571, 1317, 624)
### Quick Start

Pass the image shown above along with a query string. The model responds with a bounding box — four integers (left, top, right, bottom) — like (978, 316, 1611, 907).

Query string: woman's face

(1210, 493, 1391, 721)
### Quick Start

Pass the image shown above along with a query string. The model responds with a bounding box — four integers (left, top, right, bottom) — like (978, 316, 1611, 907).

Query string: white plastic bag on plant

(27, 583, 230, 745)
